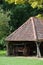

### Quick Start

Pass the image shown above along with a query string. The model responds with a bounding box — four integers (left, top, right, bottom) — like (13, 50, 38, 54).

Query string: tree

(5, 0, 29, 4)
(29, 0, 43, 8)
(0, 0, 3, 4)
(8, 3, 33, 32)
(0, 7, 10, 49)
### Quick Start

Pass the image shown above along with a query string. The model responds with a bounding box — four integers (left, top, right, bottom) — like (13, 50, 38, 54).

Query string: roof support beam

(31, 17, 37, 41)
(36, 42, 41, 58)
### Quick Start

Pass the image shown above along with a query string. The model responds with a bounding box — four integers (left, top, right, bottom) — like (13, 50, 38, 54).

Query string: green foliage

(9, 3, 33, 32)
(29, 0, 43, 8)
(0, 8, 10, 39)
(0, 38, 5, 49)
(0, 5, 10, 48)
(5, 0, 28, 4)
(2, 1, 16, 12)
(0, 38, 5, 45)
(0, 50, 6, 56)
(36, 14, 43, 19)
(5, 0, 15, 4)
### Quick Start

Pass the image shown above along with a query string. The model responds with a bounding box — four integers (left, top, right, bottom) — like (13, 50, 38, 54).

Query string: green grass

(0, 57, 43, 65)
(0, 50, 43, 65)
(0, 50, 6, 56)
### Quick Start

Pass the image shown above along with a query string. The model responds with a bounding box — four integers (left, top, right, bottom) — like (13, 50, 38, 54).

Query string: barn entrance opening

(12, 41, 37, 56)
(26, 41, 37, 56)
(40, 42, 43, 57)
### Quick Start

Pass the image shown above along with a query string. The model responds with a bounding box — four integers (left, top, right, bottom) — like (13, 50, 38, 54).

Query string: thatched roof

(5, 17, 43, 41)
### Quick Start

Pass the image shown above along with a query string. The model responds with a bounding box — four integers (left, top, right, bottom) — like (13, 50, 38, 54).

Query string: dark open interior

(40, 42, 43, 57)
(8, 41, 37, 56)
(7, 41, 43, 56)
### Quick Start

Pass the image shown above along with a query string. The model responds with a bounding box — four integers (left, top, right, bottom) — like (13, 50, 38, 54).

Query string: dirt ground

(13, 56, 43, 60)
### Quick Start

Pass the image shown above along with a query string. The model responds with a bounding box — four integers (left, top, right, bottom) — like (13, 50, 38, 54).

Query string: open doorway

(26, 41, 37, 56)
(40, 42, 43, 57)
(12, 41, 37, 56)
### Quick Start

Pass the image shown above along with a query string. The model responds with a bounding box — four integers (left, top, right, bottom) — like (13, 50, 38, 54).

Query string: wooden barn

(5, 17, 43, 57)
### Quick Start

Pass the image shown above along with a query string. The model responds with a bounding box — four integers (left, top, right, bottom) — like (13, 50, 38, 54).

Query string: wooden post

(6, 42, 11, 56)
(36, 42, 41, 58)
(6, 42, 9, 56)
(23, 43, 27, 56)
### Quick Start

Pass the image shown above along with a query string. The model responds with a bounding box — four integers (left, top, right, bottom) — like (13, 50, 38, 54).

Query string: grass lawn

(0, 50, 43, 65)
(0, 57, 43, 65)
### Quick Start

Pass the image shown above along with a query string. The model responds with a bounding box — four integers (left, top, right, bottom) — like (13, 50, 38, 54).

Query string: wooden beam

(36, 42, 41, 58)
(6, 42, 9, 56)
